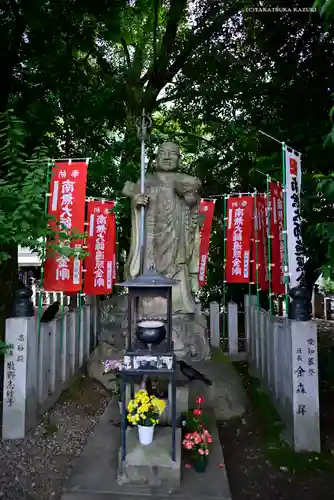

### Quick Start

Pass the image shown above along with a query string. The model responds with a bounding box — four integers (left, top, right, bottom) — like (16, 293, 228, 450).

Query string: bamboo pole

(222, 195, 227, 343)
(266, 176, 273, 316)
(282, 143, 290, 317)
(36, 159, 53, 339)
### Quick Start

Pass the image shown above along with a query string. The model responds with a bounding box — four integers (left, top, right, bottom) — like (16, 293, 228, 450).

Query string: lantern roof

(118, 267, 177, 288)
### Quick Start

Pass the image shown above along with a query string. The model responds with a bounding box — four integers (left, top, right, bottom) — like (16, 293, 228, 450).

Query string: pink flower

(193, 433, 202, 444)
(198, 448, 204, 455)
(218, 463, 224, 468)
(185, 463, 191, 469)
(183, 441, 193, 450)
(196, 395, 204, 405)
(205, 449, 209, 456)
(207, 437, 212, 444)
(193, 408, 202, 416)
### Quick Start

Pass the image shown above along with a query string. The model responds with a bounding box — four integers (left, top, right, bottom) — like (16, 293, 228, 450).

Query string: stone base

(117, 427, 181, 488)
(172, 313, 210, 361)
(61, 399, 232, 500)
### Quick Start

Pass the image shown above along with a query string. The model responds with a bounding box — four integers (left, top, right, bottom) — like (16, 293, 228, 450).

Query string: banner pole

(37, 158, 53, 339)
(266, 176, 273, 316)
(222, 195, 228, 344)
(113, 198, 119, 283)
(254, 190, 260, 309)
(282, 143, 289, 317)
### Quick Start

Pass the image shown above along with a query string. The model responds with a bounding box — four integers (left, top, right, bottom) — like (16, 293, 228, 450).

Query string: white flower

(104, 359, 124, 373)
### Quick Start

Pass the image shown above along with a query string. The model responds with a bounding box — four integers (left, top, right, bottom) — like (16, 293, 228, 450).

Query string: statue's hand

(134, 194, 149, 208)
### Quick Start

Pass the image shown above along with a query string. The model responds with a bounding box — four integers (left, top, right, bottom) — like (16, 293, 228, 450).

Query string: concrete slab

(116, 427, 181, 487)
(61, 400, 231, 500)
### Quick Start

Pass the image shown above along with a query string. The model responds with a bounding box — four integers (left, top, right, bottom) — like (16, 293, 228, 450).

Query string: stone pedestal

(2, 317, 37, 439)
(117, 427, 181, 487)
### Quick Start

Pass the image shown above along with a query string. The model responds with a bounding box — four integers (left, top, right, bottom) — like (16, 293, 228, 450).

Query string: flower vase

(192, 455, 208, 473)
(138, 425, 155, 445)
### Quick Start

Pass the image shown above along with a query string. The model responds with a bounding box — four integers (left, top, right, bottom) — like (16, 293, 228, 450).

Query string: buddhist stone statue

(122, 142, 210, 360)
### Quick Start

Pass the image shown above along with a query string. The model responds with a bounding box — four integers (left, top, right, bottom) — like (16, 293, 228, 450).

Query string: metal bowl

(136, 320, 166, 346)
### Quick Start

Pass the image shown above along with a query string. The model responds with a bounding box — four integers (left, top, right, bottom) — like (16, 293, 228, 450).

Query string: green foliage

(0, 110, 49, 260)
(0, 110, 87, 264)
(0, 340, 10, 356)
(319, 277, 334, 294)
(1, 0, 334, 298)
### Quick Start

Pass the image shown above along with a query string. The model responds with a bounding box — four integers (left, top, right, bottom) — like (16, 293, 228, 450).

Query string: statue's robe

(124, 172, 201, 315)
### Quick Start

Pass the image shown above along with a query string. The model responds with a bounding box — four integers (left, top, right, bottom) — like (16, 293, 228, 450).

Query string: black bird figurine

(178, 360, 212, 386)
(40, 301, 60, 323)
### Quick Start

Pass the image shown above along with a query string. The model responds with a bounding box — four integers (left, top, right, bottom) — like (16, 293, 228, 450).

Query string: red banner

(44, 161, 88, 292)
(198, 200, 215, 286)
(84, 201, 116, 295)
(113, 217, 117, 284)
(270, 181, 285, 294)
(225, 196, 253, 283)
(251, 194, 269, 291)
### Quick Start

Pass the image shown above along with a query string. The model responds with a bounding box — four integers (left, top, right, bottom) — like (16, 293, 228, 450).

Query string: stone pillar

(290, 320, 320, 452)
(227, 302, 238, 355)
(244, 295, 250, 354)
(289, 286, 320, 452)
(67, 311, 77, 376)
(2, 317, 38, 439)
(209, 301, 220, 347)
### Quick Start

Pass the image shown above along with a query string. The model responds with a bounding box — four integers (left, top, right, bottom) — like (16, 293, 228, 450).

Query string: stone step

(61, 401, 231, 500)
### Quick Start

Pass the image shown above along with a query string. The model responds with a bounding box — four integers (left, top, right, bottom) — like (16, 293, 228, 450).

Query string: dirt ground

(218, 359, 334, 500)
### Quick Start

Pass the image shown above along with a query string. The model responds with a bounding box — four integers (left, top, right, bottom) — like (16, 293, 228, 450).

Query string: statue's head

(156, 142, 180, 172)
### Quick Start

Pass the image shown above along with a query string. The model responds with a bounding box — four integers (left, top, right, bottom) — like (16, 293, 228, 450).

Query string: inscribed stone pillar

(2, 317, 37, 439)
(290, 320, 320, 452)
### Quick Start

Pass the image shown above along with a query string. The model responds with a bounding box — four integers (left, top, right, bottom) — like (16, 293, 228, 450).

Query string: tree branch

(142, 0, 187, 88)
(153, 0, 160, 75)
(120, 36, 131, 68)
(142, 3, 241, 108)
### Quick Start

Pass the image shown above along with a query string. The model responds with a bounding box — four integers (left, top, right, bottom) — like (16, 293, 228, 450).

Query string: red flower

(196, 395, 204, 405)
(185, 463, 191, 469)
(193, 408, 202, 416)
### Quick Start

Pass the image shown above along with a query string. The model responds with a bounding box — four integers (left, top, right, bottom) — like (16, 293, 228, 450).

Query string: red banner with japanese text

(225, 196, 253, 283)
(113, 217, 117, 284)
(44, 161, 88, 292)
(83, 200, 116, 295)
(270, 181, 285, 294)
(251, 194, 269, 291)
(198, 199, 215, 286)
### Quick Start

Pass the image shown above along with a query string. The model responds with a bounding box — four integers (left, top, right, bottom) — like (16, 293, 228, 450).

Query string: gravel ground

(0, 374, 110, 499)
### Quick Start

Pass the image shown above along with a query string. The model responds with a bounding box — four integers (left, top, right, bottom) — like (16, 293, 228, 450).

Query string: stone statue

(122, 142, 210, 359)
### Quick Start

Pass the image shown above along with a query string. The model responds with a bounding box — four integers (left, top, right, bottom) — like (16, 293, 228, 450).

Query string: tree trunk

(0, 246, 18, 340)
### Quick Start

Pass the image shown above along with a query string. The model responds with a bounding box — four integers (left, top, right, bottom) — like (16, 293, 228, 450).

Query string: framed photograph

(133, 355, 158, 370)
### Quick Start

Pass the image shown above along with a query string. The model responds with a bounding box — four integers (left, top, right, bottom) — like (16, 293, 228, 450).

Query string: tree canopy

(1, 0, 334, 330)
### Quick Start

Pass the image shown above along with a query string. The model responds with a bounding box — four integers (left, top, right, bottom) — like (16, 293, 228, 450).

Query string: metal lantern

(117, 267, 178, 463)
(118, 267, 176, 358)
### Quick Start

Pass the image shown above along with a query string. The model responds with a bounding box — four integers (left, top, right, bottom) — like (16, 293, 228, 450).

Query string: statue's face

(156, 143, 179, 171)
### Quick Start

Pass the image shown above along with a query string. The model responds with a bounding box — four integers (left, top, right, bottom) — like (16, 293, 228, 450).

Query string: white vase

(138, 424, 155, 445)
